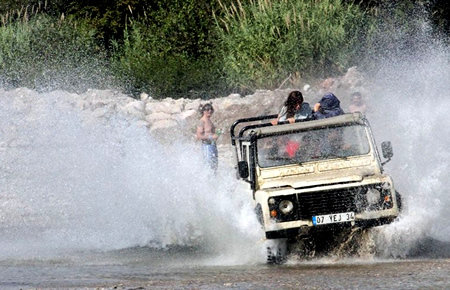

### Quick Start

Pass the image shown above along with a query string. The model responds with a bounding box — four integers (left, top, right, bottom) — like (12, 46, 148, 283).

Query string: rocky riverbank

(1, 67, 367, 154)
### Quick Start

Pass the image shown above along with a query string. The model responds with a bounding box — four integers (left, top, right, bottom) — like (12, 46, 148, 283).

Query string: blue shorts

(202, 143, 218, 171)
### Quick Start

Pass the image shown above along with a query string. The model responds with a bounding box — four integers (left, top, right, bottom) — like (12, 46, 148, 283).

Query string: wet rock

(150, 119, 178, 132)
(340, 66, 364, 90)
(91, 107, 109, 118)
(145, 101, 182, 114)
(1, 69, 365, 147)
(134, 120, 150, 128)
(178, 109, 197, 121)
(145, 112, 173, 122)
(184, 99, 201, 111)
(140, 92, 150, 101)
(149, 119, 179, 143)
(120, 100, 146, 120)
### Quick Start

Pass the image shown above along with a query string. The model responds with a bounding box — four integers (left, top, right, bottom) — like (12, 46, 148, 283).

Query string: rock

(145, 112, 172, 122)
(149, 119, 179, 143)
(91, 107, 110, 119)
(178, 109, 197, 121)
(174, 98, 187, 110)
(320, 78, 336, 91)
(217, 98, 235, 111)
(127, 110, 146, 120)
(134, 120, 150, 128)
(1, 69, 367, 149)
(75, 100, 90, 110)
(150, 119, 178, 132)
(185, 99, 201, 111)
(145, 101, 182, 114)
(341, 66, 364, 89)
(140, 92, 149, 101)
(123, 100, 145, 111)
(303, 84, 311, 92)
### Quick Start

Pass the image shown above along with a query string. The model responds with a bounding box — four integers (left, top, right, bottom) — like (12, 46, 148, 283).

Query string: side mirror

(381, 141, 393, 159)
(238, 161, 249, 178)
(381, 141, 393, 165)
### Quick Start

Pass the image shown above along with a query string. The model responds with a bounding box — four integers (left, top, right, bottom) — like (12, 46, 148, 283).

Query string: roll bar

(230, 114, 277, 146)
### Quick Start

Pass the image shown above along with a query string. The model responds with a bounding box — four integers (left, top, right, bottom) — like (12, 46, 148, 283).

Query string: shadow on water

(284, 227, 450, 262)
(112, 235, 450, 265)
(406, 237, 450, 259)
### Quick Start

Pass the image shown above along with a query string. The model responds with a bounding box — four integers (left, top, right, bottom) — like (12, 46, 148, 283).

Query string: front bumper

(265, 216, 396, 239)
(259, 181, 401, 238)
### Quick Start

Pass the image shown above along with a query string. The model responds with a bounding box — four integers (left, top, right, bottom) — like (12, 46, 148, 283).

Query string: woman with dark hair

(196, 102, 219, 171)
(272, 90, 312, 125)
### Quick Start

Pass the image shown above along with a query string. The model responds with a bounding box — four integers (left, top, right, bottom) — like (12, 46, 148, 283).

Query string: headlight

(366, 188, 381, 205)
(279, 200, 294, 214)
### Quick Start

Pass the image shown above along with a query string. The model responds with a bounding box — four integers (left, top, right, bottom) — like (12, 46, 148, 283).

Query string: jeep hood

(258, 161, 380, 190)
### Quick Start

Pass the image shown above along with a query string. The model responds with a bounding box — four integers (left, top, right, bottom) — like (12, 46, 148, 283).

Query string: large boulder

(145, 100, 182, 115)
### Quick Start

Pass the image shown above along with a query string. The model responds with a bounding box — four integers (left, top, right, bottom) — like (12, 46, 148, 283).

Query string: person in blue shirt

(312, 92, 344, 119)
(312, 93, 346, 157)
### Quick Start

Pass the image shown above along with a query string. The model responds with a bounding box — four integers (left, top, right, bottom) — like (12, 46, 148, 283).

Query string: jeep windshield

(257, 124, 371, 167)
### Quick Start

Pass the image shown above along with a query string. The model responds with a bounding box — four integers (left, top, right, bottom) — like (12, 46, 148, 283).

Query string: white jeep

(230, 113, 401, 262)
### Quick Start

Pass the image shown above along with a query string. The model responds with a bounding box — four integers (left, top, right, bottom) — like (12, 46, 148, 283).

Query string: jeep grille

(297, 188, 358, 219)
(269, 184, 394, 223)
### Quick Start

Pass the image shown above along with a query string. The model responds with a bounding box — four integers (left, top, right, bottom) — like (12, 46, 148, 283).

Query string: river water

(1, 21, 450, 290)
(0, 247, 449, 289)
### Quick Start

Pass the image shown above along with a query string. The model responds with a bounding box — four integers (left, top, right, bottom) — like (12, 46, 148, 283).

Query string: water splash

(0, 89, 263, 263)
(1, 15, 448, 263)
(365, 37, 450, 257)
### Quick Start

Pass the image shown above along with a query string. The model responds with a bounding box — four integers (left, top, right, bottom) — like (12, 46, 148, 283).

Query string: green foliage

(0, 0, 62, 15)
(0, 1, 447, 98)
(214, 0, 370, 91)
(0, 13, 111, 91)
(63, 0, 140, 46)
(110, 20, 224, 99)
(109, 0, 228, 99)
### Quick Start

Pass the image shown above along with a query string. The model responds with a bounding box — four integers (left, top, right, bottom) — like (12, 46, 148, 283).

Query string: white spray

(365, 37, 450, 257)
(0, 89, 264, 263)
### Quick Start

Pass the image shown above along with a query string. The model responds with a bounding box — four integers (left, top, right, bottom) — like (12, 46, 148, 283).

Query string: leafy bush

(110, 1, 227, 99)
(214, 0, 369, 91)
(1, 1, 446, 98)
(0, 12, 112, 92)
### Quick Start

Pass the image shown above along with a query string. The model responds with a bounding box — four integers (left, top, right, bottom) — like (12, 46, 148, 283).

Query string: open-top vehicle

(230, 112, 401, 262)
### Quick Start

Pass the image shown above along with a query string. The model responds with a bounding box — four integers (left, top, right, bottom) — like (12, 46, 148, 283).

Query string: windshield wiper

(265, 156, 305, 167)
(324, 153, 348, 160)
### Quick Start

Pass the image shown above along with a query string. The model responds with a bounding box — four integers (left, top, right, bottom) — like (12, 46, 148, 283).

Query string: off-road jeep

(230, 113, 401, 262)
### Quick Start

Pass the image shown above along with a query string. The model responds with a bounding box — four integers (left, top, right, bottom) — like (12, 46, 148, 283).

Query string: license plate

(312, 212, 355, 226)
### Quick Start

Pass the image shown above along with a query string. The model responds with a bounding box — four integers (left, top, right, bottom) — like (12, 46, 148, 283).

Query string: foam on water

(0, 90, 264, 263)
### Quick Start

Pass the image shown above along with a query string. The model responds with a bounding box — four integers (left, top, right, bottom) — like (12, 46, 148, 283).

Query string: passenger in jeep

(348, 91, 367, 114)
(271, 91, 312, 125)
(320, 128, 344, 156)
(295, 134, 321, 162)
(313, 93, 344, 119)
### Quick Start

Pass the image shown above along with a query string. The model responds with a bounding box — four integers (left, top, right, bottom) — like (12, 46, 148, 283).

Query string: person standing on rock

(196, 102, 219, 172)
